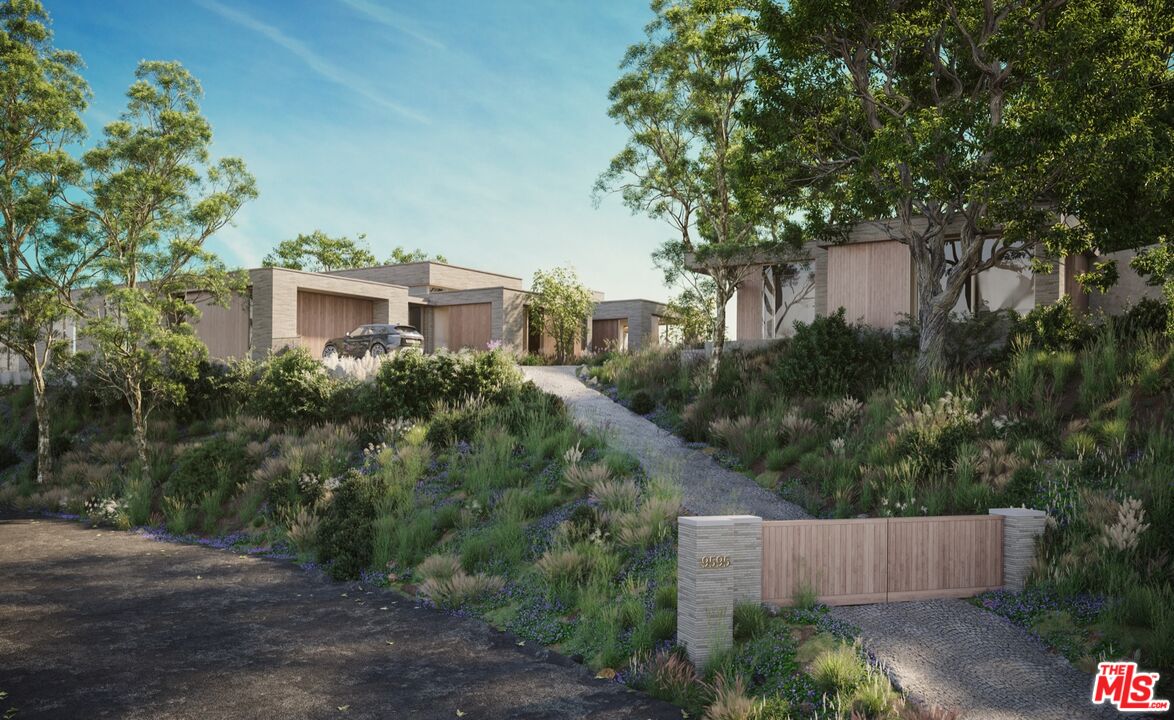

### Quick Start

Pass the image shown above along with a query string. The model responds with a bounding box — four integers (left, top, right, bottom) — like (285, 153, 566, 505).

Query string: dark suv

(322, 324, 424, 358)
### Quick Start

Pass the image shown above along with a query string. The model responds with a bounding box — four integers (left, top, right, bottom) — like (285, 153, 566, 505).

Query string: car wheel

(369, 343, 386, 357)
(323, 345, 338, 359)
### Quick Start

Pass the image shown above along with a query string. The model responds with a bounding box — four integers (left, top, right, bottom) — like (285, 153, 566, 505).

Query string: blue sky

(45, 0, 672, 301)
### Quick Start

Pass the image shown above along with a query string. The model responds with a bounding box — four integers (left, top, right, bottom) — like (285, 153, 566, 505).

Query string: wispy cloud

(195, 0, 428, 124)
(337, 0, 446, 50)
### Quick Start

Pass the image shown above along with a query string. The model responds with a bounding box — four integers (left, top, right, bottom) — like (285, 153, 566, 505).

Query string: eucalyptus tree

(77, 61, 256, 477)
(750, 0, 1174, 378)
(596, 0, 796, 375)
(0, 0, 93, 482)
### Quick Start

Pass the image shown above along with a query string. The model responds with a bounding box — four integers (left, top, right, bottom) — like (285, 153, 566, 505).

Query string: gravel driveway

(520, 365, 809, 520)
(0, 517, 679, 720)
(835, 601, 1115, 720)
(525, 365, 1115, 720)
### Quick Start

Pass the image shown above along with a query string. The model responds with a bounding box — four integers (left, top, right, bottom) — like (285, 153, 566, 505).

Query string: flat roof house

(722, 221, 1162, 343)
(0, 259, 669, 383)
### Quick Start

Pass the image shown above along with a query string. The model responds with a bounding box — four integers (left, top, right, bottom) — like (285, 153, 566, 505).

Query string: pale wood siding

(826, 241, 911, 328)
(762, 515, 1003, 606)
(296, 291, 374, 356)
(736, 269, 764, 340)
(762, 519, 888, 606)
(446, 303, 492, 351)
(886, 516, 1003, 601)
(186, 291, 250, 359)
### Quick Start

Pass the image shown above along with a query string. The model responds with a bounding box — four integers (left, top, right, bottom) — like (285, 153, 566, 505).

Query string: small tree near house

(596, 0, 797, 378)
(529, 267, 595, 364)
(75, 61, 256, 481)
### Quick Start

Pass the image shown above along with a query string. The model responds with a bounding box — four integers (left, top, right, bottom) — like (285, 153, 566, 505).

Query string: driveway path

(0, 517, 679, 720)
(521, 365, 808, 520)
(835, 600, 1114, 720)
(524, 365, 1113, 719)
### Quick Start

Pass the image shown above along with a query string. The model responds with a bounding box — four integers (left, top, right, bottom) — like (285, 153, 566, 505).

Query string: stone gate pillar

(677, 515, 762, 667)
(989, 508, 1048, 591)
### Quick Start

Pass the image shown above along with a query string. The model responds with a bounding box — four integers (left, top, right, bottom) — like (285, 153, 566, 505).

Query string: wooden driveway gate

(760, 515, 1004, 606)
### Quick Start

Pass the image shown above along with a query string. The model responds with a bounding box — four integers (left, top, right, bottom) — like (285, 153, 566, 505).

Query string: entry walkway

(524, 365, 1113, 720)
(520, 365, 809, 520)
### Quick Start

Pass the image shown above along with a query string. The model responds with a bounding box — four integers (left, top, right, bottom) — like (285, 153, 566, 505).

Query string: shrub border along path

(521, 365, 809, 520)
(527, 365, 1116, 720)
(0, 516, 679, 720)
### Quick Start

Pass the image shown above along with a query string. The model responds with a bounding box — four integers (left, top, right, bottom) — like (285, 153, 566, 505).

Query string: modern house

(0, 259, 669, 383)
(724, 220, 1162, 342)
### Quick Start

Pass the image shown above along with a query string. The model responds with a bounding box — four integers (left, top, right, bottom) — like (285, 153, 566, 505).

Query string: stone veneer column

(989, 508, 1048, 591)
(677, 516, 762, 667)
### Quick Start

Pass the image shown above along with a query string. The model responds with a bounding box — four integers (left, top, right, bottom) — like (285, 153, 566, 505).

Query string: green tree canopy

(263, 231, 447, 272)
(596, 0, 800, 375)
(0, 0, 92, 482)
(749, 0, 1174, 377)
(263, 231, 376, 272)
(529, 266, 595, 363)
(77, 60, 256, 478)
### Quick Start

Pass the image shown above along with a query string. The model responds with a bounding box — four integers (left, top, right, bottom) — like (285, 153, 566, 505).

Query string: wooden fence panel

(762, 515, 1003, 606)
(762, 519, 888, 606)
(886, 515, 1003, 601)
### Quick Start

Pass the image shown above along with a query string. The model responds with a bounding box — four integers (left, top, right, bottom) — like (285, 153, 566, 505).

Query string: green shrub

(393, 509, 438, 567)
(648, 608, 677, 642)
(373, 349, 521, 419)
(1116, 297, 1169, 339)
(167, 436, 252, 503)
(774, 309, 894, 398)
(317, 469, 384, 579)
(252, 347, 335, 426)
(1013, 296, 1093, 351)
(810, 644, 865, 693)
(425, 399, 488, 447)
(732, 602, 770, 642)
(629, 389, 655, 415)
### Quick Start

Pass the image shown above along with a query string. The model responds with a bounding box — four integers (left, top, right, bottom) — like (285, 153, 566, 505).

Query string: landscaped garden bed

(584, 300, 1173, 697)
(0, 346, 945, 720)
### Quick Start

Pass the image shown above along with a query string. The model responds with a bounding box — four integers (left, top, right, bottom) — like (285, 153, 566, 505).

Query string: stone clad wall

(989, 508, 1048, 591)
(677, 516, 762, 666)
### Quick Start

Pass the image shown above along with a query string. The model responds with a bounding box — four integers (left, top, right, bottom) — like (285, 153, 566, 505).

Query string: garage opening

(296, 290, 374, 357)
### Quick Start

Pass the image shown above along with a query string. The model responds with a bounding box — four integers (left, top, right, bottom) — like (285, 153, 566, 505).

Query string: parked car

(322, 324, 424, 358)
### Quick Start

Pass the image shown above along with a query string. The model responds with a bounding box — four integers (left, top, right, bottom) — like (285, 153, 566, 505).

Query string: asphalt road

(0, 517, 679, 720)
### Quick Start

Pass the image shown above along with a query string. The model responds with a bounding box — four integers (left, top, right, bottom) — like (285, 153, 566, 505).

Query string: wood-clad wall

(826, 241, 911, 328)
(591, 319, 622, 351)
(296, 291, 374, 356)
(186, 291, 251, 359)
(446, 302, 492, 351)
(736, 269, 764, 340)
(762, 515, 1003, 606)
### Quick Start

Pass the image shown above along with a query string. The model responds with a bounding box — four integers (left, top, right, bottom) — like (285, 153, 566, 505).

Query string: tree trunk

(915, 299, 950, 382)
(129, 381, 151, 485)
(30, 363, 51, 484)
(708, 285, 731, 381)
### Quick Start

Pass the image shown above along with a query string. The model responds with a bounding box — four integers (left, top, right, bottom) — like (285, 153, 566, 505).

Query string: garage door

(296, 291, 374, 356)
(447, 303, 492, 351)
